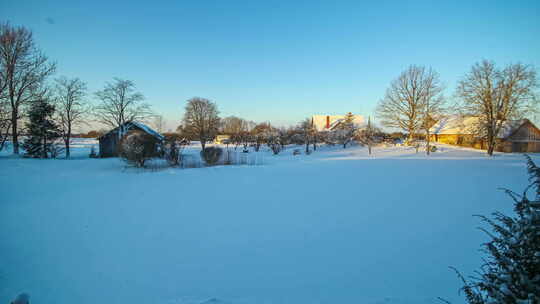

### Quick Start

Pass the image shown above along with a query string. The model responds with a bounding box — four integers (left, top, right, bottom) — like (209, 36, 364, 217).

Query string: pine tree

(22, 98, 61, 158)
(452, 155, 540, 304)
(334, 112, 357, 149)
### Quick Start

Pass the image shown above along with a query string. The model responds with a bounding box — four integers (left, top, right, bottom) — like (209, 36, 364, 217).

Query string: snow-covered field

(0, 140, 536, 304)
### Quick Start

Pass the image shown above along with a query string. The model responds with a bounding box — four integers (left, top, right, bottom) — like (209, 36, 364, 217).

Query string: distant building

(429, 116, 540, 152)
(214, 135, 231, 144)
(98, 121, 164, 157)
(311, 114, 364, 131)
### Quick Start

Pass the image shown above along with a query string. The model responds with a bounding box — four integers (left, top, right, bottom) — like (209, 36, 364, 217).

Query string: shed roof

(100, 121, 164, 141)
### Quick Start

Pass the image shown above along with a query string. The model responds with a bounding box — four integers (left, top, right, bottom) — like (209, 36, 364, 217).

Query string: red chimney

(326, 116, 330, 129)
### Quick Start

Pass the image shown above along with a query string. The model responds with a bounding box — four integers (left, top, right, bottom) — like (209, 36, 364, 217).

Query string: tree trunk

(487, 130, 495, 156)
(11, 110, 19, 154)
(201, 140, 206, 152)
(42, 133, 47, 159)
(426, 130, 431, 155)
(487, 140, 495, 156)
(65, 125, 71, 158)
(407, 133, 414, 145)
(65, 138, 70, 158)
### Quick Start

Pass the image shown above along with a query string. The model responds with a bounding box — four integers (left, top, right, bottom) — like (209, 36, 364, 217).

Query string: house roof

(311, 114, 365, 131)
(100, 121, 164, 140)
(429, 115, 528, 139)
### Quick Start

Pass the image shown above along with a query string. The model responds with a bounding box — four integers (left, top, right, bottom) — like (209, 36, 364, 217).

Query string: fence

(180, 150, 264, 169)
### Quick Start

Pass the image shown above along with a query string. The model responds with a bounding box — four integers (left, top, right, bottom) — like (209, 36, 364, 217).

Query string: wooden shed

(429, 116, 540, 153)
(98, 121, 164, 157)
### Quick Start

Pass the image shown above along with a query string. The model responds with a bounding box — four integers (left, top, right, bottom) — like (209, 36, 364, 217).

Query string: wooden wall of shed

(99, 132, 120, 157)
(99, 129, 163, 158)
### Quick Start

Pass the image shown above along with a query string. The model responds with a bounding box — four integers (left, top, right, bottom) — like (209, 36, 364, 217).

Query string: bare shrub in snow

(450, 155, 540, 304)
(200, 146, 222, 166)
(163, 137, 188, 167)
(118, 131, 155, 167)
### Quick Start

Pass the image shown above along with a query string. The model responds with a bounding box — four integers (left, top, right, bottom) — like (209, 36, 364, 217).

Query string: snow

(0, 141, 537, 304)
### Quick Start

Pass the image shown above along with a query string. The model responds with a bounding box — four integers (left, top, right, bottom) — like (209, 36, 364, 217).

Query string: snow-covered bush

(451, 155, 540, 304)
(201, 146, 222, 166)
(118, 131, 155, 167)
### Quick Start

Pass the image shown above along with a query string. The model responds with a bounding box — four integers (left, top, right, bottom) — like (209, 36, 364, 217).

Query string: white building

(311, 114, 365, 131)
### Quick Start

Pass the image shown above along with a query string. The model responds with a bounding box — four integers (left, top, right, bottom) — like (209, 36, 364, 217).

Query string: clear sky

(2, 0, 539, 131)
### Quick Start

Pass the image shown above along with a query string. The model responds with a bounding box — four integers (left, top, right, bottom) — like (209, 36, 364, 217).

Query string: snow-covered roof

(129, 121, 164, 140)
(430, 116, 527, 138)
(312, 114, 365, 131)
(101, 121, 164, 140)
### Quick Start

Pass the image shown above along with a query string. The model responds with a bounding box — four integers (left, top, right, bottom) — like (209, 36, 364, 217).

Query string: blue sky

(2, 0, 539, 131)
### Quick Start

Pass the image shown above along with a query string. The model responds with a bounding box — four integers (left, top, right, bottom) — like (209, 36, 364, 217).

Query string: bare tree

(357, 116, 379, 155)
(221, 116, 248, 135)
(94, 78, 152, 136)
(298, 118, 314, 154)
(0, 22, 56, 154)
(418, 68, 445, 155)
(183, 97, 220, 151)
(0, 98, 10, 151)
(456, 60, 538, 155)
(54, 76, 89, 158)
(376, 65, 440, 144)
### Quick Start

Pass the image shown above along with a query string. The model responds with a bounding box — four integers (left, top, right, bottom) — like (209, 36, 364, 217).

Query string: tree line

(0, 22, 155, 158)
(178, 99, 381, 156)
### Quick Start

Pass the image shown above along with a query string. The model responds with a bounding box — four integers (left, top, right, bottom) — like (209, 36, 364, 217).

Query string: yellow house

(214, 135, 231, 144)
(429, 116, 540, 152)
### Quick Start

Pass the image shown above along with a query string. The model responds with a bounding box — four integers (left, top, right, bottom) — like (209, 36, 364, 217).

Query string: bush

(269, 143, 281, 155)
(201, 146, 222, 165)
(118, 131, 156, 167)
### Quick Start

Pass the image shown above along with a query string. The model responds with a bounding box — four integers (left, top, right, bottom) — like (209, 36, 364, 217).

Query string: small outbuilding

(98, 121, 164, 157)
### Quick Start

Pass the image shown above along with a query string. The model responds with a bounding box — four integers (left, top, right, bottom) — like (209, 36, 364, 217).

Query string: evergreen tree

(22, 98, 61, 158)
(334, 112, 357, 149)
(452, 155, 540, 304)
